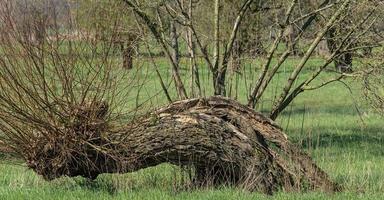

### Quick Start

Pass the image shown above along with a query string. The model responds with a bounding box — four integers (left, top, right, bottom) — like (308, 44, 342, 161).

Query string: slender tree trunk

(213, 0, 221, 90)
(284, 25, 298, 56)
(214, 0, 255, 96)
(120, 33, 136, 70)
(231, 40, 242, 72)
(186, 0, 201, 97)
(122, 43, 134, 70)
(326, 27, 353, 73)
(34, 19, 46, 45)
(170, 20, 179, 68)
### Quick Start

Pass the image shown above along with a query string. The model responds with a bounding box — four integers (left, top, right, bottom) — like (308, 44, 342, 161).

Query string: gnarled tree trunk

(25, 97, 340, 195)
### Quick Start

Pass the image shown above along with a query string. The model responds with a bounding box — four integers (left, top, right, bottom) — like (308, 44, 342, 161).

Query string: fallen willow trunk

(23, 96, 339, 194)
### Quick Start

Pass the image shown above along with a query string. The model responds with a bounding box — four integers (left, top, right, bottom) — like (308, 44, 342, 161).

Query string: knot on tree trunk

(24, 97, 340, 194)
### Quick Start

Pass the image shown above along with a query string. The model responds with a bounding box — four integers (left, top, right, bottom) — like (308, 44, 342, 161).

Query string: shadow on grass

(278, 104, 365, 117)
(73, 178, 118, 195)
(295, 126, 384, 156)
(257, 102, 363, 119)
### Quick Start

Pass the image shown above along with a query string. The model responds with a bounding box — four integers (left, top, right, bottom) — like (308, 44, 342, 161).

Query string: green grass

(0, 57, 383, 199)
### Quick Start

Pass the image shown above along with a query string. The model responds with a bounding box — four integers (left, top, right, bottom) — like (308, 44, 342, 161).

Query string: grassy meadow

(0, 57, 383, 200)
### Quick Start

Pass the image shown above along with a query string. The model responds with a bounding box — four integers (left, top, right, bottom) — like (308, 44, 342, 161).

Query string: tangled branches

(362, 61, 384, 115)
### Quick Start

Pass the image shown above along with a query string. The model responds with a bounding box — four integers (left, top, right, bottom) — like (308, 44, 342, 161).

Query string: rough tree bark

(25, 97, 340, 195)
(117, 32, 137, 70)
(121, 44, 134, 70)
(284, 25, 299, 56)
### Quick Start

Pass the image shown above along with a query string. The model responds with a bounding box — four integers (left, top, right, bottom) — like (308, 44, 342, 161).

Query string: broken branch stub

(24, 96, 340, 194)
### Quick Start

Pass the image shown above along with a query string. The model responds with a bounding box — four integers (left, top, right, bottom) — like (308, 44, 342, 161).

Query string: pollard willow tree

(0, 0, 383, 195)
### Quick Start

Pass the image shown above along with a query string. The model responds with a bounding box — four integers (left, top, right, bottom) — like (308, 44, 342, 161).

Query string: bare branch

(214, 0, 256, 95)
(270, 0, 351, 120)
(248, 0, 297, 107)
(122, 0, 188, 99)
